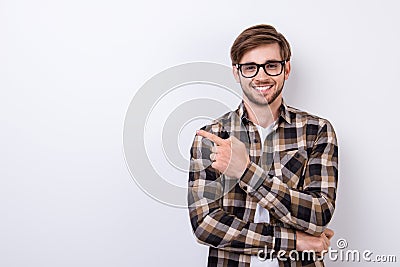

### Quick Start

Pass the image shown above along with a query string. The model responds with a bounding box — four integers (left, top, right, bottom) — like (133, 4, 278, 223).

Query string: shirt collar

(236, 99, 292, 125)
(280, 100, 291, 124)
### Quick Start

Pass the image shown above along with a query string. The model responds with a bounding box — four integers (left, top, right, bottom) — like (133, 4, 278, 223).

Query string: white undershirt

(250, 121, 279, 267)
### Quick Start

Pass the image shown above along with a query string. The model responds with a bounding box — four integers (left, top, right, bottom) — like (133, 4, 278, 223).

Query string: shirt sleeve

(239, 119, 338, 236)
(187, 124, 296, 255)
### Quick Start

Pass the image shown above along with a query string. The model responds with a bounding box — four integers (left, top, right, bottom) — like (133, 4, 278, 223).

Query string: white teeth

(254, 85, 272, 91)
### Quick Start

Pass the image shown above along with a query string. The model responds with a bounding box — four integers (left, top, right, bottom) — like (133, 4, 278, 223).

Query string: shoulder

(286, 105, 337, 145)
(190, 110, 235, 157)
(198, 109, 237, 137)
(286, 105, 335, 129)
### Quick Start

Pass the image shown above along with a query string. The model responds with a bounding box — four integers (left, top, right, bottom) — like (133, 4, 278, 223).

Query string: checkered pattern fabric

(188, 100, 338, 267)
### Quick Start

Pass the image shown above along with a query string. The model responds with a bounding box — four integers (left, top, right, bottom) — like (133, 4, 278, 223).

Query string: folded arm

(188, 126, 296, 254)
(239, 120, 338, 236)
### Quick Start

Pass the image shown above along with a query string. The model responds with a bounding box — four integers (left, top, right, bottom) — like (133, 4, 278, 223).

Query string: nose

(254, 66, 270, 81)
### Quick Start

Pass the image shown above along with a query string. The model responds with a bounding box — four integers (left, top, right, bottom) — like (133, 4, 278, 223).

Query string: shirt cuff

(239, 161, 267, 194)
(272, 226, 297, 253)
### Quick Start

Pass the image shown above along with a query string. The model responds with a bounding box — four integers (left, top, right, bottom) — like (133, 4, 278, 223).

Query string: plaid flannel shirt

(188, 100, 338, 267)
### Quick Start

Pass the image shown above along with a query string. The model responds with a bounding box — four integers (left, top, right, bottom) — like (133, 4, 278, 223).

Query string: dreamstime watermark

(256, 238, 397, 263)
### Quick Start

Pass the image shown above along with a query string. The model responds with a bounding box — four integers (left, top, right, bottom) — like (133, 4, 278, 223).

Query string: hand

(296, 228, 334, 252)
(323, 228, 334, 240)
(196, 130, 250, 178)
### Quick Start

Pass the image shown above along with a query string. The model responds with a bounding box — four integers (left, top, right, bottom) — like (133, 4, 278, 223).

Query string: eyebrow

(239, 59, 283, 65)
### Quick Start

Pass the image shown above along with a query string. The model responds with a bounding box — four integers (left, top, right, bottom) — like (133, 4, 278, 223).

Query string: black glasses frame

(236, 60, 286, 78)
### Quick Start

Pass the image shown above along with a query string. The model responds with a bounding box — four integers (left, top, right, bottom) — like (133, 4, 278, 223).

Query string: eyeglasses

(236, 60, 286, 78)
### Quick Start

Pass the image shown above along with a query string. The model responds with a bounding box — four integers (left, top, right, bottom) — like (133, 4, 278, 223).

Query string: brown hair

(230, 24, 291, 65)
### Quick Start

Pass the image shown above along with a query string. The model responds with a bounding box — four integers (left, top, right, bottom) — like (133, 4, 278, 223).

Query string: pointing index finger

(196, 130, 225, 145)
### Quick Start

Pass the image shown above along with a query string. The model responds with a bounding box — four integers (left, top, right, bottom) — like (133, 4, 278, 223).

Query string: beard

(241, 80, 285, 106)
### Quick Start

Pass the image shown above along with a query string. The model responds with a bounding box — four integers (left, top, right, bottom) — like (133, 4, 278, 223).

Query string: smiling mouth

(253, 85, 273, 91)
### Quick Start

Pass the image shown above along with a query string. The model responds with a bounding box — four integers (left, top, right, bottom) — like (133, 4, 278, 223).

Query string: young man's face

(233, 43, 291, 106)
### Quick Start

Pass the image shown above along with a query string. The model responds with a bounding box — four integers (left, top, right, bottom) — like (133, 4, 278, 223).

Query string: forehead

(240, 43, 282, 63)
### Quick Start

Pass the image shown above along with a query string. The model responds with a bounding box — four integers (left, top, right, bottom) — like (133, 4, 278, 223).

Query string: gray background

(1, 0, 399, 266)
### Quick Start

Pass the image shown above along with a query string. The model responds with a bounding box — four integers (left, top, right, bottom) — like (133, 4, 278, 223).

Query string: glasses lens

(241, 64, 258, 78)
(265, 62, 283, 76)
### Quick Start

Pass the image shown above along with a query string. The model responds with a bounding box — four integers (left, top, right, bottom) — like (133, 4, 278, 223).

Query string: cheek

(240, 78, 252, 87)
(272, 78, 282, 85)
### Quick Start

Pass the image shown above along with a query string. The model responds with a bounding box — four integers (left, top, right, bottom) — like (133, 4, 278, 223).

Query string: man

(188, 24, 338, 267)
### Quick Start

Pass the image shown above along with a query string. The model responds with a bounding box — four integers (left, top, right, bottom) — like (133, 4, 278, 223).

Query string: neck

(243, 97, 282, 128)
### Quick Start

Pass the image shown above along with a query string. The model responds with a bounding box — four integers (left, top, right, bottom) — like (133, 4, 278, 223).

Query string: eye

(266, 63, 279, 69)
(243, 65, 257, 71)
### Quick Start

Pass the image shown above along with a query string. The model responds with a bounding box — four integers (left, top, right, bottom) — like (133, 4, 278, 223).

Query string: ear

(284, 61, 291, 80)
(232, 65, 240, 83)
